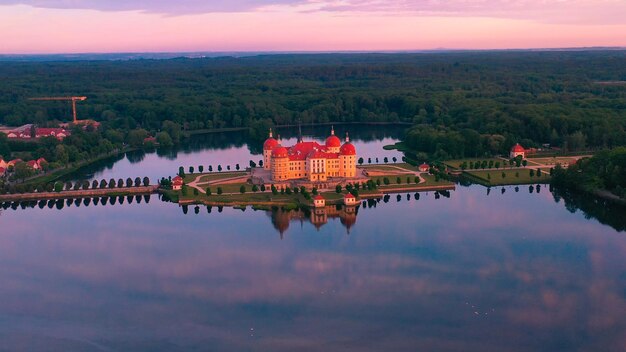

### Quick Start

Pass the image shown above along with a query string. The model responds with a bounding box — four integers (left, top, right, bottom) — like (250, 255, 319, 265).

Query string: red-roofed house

(313, 195, 326, 208)
(7, 159, 23, 167)
(26, 160, 40, 170)
(0, 167, 5, 177)
(172, 176, 184, 191)
(419, 163, 430, 173)
(510, 144, 526, 159)
(0, 159, 7, 169)
(344, 193, 358, 206)
(36, 128, 69, 140)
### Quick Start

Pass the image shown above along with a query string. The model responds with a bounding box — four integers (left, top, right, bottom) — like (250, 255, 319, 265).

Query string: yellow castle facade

(262, 128, 357, 182)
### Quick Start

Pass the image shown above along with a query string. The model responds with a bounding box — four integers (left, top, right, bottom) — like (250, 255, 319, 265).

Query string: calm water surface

(65, 125, 406, 183)
(0, 185, 624, 351)
(2, 126, 625, 351)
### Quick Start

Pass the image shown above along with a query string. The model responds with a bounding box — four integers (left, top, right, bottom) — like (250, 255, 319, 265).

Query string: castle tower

(263, 128, 278, 170)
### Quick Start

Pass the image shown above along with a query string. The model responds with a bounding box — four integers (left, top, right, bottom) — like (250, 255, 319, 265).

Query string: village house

(510, 143, 527, 159)
(419, 163, 430, 173)
(344, 193, 358, 206)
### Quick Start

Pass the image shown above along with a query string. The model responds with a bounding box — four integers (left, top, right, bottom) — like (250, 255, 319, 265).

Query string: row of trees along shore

(1, 51, 626, 172)
(1, 177, 150, 195)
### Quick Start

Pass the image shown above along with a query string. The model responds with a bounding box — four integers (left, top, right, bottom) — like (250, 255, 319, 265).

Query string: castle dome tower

(263, 128, 279, 169)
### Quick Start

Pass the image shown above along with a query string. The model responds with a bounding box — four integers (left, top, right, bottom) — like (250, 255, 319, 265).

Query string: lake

(1, 126, 625, 351)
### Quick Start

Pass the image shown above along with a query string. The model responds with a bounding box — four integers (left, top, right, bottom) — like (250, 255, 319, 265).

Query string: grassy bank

(464, 169, 551, 186)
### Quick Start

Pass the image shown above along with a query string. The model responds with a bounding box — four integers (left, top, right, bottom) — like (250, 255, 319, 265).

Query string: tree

(206, 187, 212, 195)
(368, 158, 372, 164)
(126, 178, 133, 187)
(54, 182, 63, 192)
(109, 179, 116, 188)
(65, 181, 73, 191)
(285, 187, 292, 195)
(530, 169, 535, 177)
(240, 185, 246, 194)
(13, 162, 34, 181)
(189, 166, 194, 174)
(252, 185, 259, 192)
(199, 165, 204, 173)
(92, 180, 99, 189)
(358, 157, 364, 165)
(414, 176, 419, 184)
(271, 185, 278, 195)
(312, 187, 318, 195)
(182, 185, 189, 196)
(495, 161, 501, 169)
(259, 160, 264, 167)
(396, 177, 401, 184)
(502, 172, 506, 179)
(407, 177, 411, 184)
(336, 184, 342, 193)
(117, 179, 124, 188)
(193, 188, 199, 196)
(218, 165, 222, 172)
(134, 177, 141, 187)
(522, 160, 528, 167)
(143, 177, 150, 186)
(537, 169, 542, 177)
(249, 160, 256, 168)
(217, 187, 223, 195)
(383, 177, 390, 185)
(126, 129, 149, 148)
(100, 179, 107, 189)
(384, 157, 389, 164)
(179, 166, 184, 176)
(227, 165, 231, 171)
(392, 157, 397, 163)
(260, 184, 266, 192)
(156, 131, 174, 147)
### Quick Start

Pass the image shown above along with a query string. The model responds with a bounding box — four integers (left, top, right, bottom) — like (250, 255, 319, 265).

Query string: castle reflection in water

(269, 205, 358, 237)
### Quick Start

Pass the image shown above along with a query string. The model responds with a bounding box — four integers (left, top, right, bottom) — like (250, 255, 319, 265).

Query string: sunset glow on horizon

(1, 1, 625, 54)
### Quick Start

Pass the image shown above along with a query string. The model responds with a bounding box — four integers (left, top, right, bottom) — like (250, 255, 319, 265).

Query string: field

(444, 158, 506, 170)
(464, 169, 551, 186)
(526, 157, 582, 167)
(182, 171, 247, 184)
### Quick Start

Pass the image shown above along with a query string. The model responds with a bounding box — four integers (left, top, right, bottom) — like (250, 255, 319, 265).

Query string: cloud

(0, 0, 307, 14)
(1, 0, 625, 24)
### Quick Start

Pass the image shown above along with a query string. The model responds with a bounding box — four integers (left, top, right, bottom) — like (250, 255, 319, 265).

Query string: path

(187, 174, 249, 194)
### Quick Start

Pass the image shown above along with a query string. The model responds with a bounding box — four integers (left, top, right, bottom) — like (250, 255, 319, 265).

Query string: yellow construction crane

(28, 96, 87, 123)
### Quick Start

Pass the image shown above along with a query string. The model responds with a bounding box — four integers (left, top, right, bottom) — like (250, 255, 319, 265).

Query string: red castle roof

(264, 137, 279, 150)
(511, 144, 525, 153)
(172, 176, 184, 184)
(340, 142, 356, 155)
(314, 195, 325, 201)
(325, 135, 341, 148)
(344, 193, 356, 199)
(272, 146, 289, 158)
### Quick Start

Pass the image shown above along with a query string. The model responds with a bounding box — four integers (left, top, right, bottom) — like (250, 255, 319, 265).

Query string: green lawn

(444, 158, 504, 170)
(465, 169, 550, 186)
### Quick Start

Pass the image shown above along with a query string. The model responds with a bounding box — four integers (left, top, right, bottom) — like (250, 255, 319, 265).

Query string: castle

(262, 127, 357, 182)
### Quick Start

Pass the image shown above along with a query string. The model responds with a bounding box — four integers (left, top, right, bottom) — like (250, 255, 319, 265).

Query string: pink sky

(0, 1, 625, 54)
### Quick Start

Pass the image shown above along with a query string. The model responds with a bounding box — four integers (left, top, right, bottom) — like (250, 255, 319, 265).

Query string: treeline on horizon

(0, 50, 625, 162)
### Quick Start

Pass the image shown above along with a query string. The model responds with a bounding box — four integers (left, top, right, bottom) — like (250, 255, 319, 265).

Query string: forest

(0, 50, 625, 164)
(551, 147, 626, 201)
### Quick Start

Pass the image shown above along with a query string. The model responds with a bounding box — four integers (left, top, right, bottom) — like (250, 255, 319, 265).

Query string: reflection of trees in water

(126, 150, 147, 164)
(552, 187, 626, 232)
(1, 194, 152, 212)
(60, 153, 126, 182)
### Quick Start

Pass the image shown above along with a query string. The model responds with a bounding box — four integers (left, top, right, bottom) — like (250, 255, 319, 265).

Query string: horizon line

(2, 46, 626, 58)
